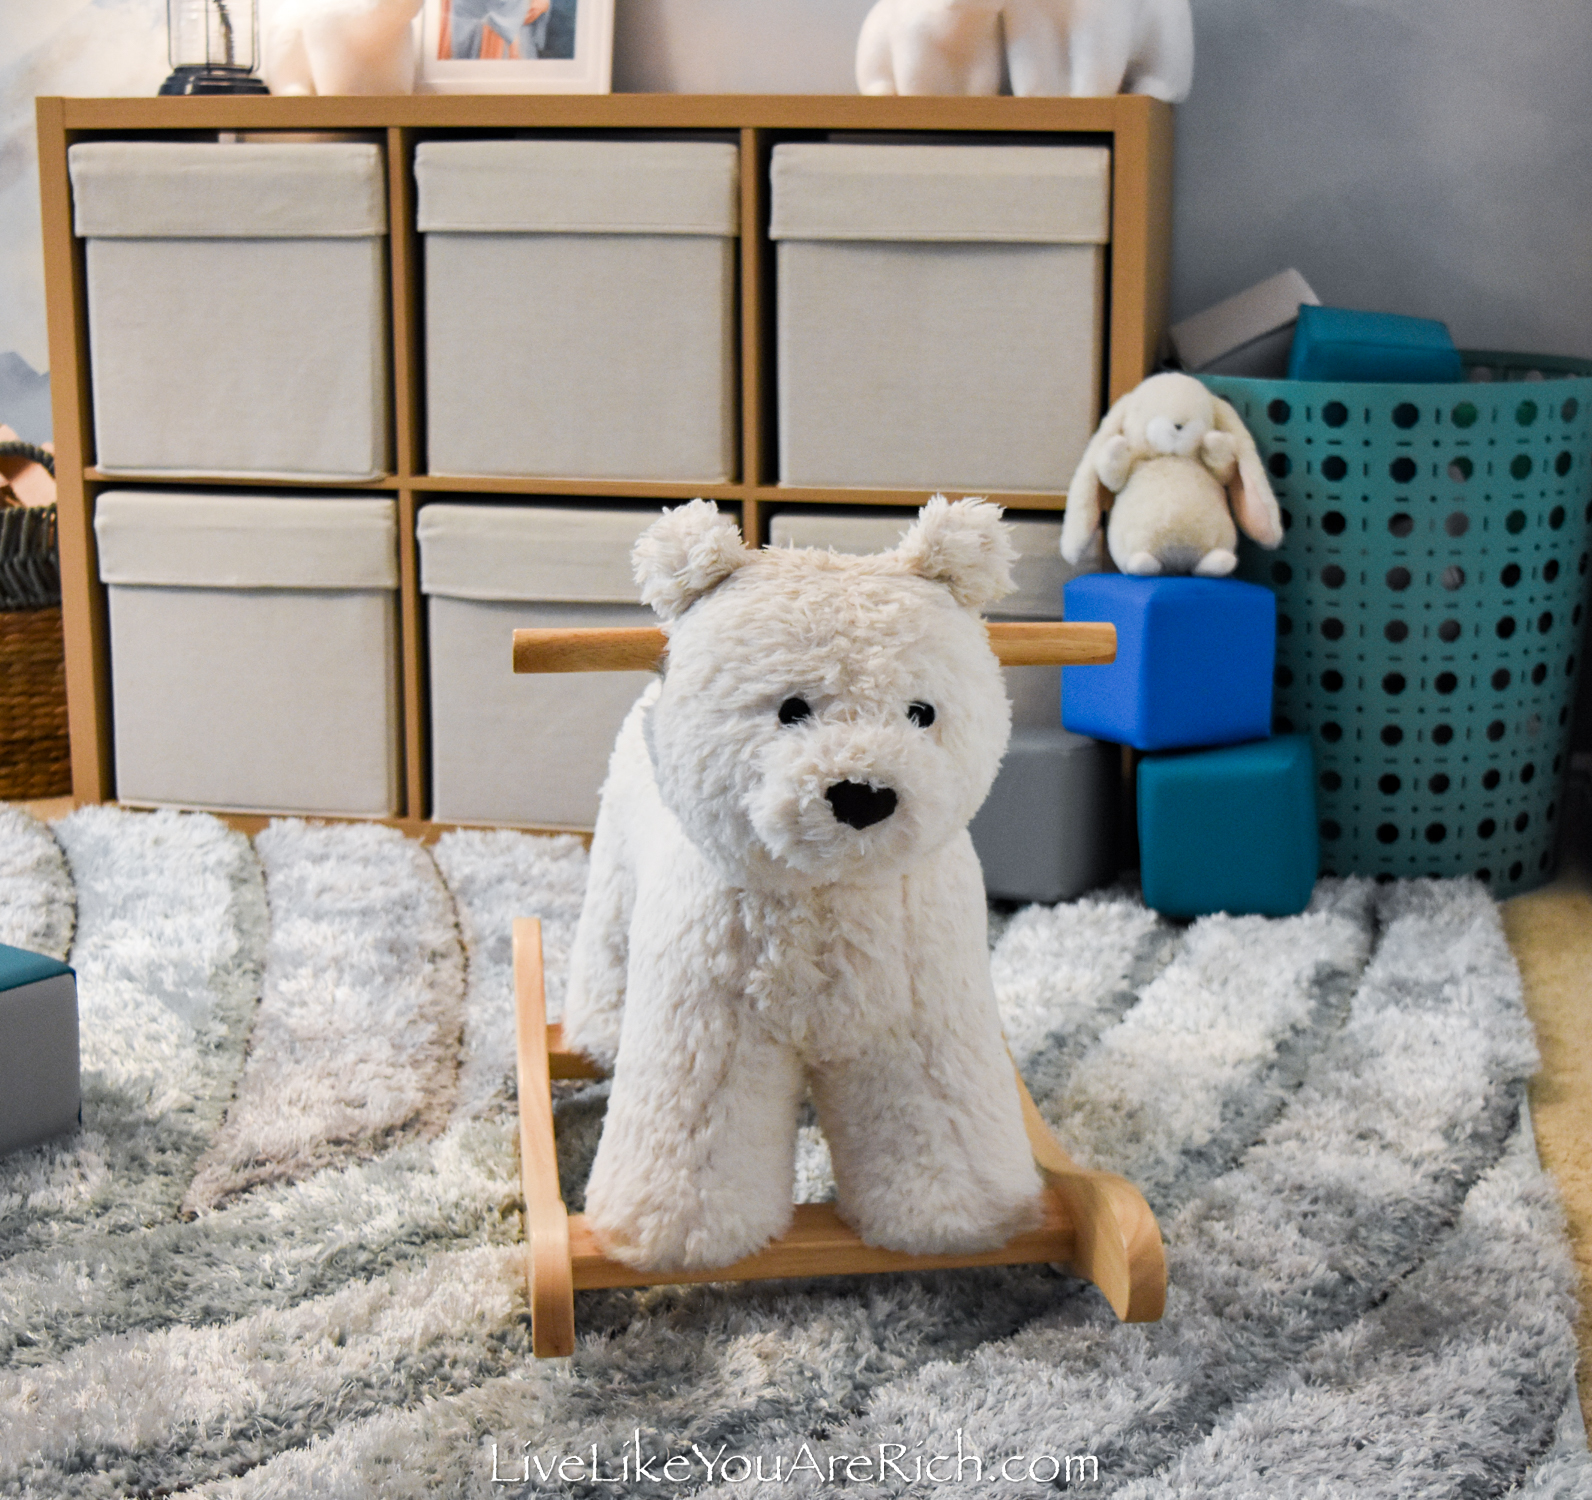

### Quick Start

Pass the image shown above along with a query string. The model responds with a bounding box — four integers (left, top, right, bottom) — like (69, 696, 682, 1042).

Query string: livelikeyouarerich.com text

(490, 1430, 1100, 1487)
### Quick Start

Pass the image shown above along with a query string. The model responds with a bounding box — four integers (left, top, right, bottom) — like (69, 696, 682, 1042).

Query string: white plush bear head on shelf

(1061, 371, 1283, 578)
(633, 495, 1015, 891)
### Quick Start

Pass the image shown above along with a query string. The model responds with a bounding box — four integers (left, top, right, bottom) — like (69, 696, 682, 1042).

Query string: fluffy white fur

(856, 0, 1005, 97)
(1061, 370, 1284, 576)
(856, 0, 1193, 101)
(263, 0, 421, 96)
(564, 497, 1044, 1272)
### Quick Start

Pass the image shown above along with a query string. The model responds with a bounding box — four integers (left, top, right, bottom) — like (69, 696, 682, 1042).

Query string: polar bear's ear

(895, 495, 1017, 609)
(632, 499, 754, 620)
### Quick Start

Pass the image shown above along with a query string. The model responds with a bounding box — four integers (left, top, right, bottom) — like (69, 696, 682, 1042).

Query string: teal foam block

(1137, 734, 1319, 918)
(0, 943, 80, 1156)
(1287, 305, 1463, 384)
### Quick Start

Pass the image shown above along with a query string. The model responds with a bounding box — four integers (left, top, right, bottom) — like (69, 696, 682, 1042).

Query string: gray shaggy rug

(0, 804, 1586, 1498)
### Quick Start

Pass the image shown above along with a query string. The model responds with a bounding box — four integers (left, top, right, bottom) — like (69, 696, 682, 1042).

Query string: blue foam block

(1061, 574, 1276, 752)
(1287, 304, 1463, 383)
(1138, 735, 1319, 918)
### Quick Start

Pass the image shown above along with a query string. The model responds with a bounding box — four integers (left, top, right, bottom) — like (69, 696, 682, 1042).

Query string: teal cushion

(1138, 735, 1319, 918)
(1287, 305, 1463, 383)
(0, 943, 73, 993)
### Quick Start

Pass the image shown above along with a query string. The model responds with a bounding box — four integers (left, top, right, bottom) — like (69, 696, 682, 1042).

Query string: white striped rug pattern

(0, 807, 1583, 1498)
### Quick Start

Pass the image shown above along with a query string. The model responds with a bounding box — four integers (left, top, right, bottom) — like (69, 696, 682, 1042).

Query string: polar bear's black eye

(907, 702, 936, 728)
(778, 697, 812, 726)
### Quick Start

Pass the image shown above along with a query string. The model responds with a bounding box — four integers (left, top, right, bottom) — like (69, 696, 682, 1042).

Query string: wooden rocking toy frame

(511, 620, 1167, 1358)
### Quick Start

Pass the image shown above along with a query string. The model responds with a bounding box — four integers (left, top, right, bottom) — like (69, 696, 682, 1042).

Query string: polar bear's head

(631, 497, 1015, 890)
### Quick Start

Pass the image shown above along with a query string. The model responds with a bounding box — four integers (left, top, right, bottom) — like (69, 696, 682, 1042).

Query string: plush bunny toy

(1060, 371, 1284, 577)
(562, 497, 1046, 1273)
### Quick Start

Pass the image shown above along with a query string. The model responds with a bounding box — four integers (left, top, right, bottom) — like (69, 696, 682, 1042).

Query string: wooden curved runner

(512, 917, 1166, 1359)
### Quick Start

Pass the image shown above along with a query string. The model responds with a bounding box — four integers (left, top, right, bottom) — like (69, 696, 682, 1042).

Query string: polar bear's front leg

(812, 836, 1044, 1254)
(563, 694, 659, 1070)
(814, 1041, 1044, 1254)
(582, 887, 805, 1272)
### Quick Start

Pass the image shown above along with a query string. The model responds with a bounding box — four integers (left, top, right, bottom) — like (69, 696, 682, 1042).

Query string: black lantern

(159, 0, 270, 95)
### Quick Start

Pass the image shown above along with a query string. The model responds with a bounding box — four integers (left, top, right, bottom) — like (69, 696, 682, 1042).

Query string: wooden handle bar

(513, 621, 1115, 674)
(989, 621, 1117, 667)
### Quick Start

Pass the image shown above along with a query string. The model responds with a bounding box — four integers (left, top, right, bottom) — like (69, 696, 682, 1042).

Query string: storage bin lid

(417, 503, 662, 603)
(95, 493, 398, 590)
(768, 143, 1110, 244)
(768, 510, 1077, 618)
(70, 142, 387, 239)
(414, 141, 739, 237)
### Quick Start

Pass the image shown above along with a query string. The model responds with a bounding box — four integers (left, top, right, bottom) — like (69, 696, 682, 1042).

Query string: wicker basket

(0, 605, 69, 800)
(0, 440, 70, 801)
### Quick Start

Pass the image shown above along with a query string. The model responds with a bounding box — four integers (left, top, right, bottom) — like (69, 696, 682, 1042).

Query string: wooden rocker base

(513, 917, 1167, 1358)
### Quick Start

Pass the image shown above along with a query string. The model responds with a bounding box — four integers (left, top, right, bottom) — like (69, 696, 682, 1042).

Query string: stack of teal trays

(1061, 574, 1319, 918)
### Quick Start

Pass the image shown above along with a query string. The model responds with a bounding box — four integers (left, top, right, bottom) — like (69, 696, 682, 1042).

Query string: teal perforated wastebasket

(1202, 354, 1592, 898)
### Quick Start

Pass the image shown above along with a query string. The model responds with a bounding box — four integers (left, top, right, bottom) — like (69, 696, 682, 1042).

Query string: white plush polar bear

(562, 497, 1045, 1273)
(857, 0, 1194, 101)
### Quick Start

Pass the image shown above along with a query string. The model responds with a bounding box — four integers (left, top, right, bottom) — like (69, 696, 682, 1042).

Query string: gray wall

(613, 0, 873, 95)
(1170, 0, 1592, 357)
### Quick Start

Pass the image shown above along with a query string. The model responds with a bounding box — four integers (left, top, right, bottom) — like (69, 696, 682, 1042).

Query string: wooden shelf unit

(37, 92, 1173, 824)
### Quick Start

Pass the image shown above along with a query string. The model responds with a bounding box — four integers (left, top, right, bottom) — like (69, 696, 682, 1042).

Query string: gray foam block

(0, 944, 80, 1156)
(971, 727, 1120, 905)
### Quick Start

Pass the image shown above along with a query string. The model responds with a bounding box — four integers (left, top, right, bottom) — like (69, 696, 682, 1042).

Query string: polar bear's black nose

(826, 781, 897, 830)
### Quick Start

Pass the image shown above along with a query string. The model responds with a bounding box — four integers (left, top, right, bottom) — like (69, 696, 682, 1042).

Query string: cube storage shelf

(419, 502, 659, 828)
(95, 490, 403, 816)
(39, 93, 1172, 828)
(70, 141, 392, 483)
(770, 141, 1110, 492)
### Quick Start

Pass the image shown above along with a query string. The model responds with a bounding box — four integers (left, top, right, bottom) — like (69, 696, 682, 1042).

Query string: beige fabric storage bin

(416, 141, 739, 482)
(769, 143, 1109, 492)
(418, 503, 661, 828)
(94, 492, 401, 815)
(70, 143, 390, 481)
(768, 508, 1091, 726)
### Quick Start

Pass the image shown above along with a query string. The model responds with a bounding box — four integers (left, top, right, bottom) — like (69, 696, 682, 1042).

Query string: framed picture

(419, 0, 614, 93)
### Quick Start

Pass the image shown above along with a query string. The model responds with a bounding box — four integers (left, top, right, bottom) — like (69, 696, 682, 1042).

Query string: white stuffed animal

(856, 0, 1005, 97)
(264, 0, 422, 96)
(563, 497, 1045, 1272)
(1003, 0, 1193, 100)
(857, 0, 1193, 101)
(1060, 371, 1283, 577)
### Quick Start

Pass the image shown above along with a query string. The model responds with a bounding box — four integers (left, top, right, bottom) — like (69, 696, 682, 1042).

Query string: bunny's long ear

(632, 499, 754, 620)
(1212, 397, 1284, 548)
(1060, 391, 1131, 564)
(895, 495, 1016, 609)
